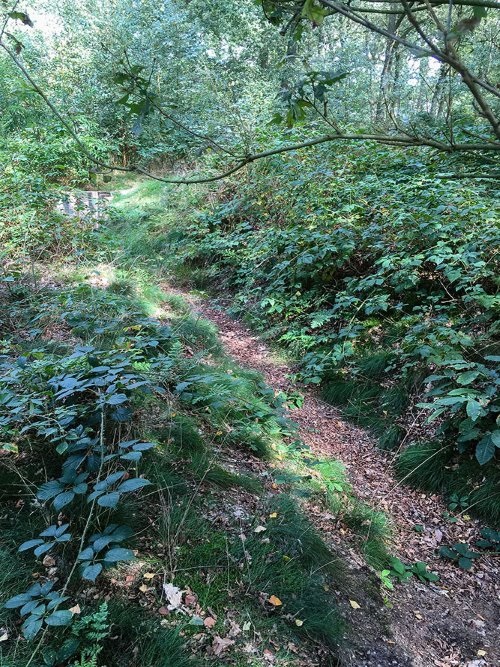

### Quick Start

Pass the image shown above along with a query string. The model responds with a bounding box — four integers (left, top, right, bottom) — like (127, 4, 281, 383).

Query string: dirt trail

(167, 288, 499, 667)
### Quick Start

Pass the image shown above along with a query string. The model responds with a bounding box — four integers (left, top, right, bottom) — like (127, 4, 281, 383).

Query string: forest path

(165, 286, 499, 667)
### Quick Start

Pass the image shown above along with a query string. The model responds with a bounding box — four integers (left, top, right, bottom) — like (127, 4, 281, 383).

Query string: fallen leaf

(69, 605, 81, 615)
(295, 619, 304, 626)
(268, 595, 282, 607)
(228, 620, 241, 637)
(242, 621, 251, 632)
(269, 512, 278, 519)
(184, 593, 197, 606)
(143, 572, 155, 580)
(263, 648, 275, 662)
(212, 636, 234, 656)
(42, 555, 56, 568)
(349, 600, 361, 609)
(189, 616, 204, 626)
(158, 606, 170, 616)
(163, 582, 183, 610)
(477, 650, 486, 657)
(254, 525, 266, 533)
(204, 617, 216, 629)
(139, 584, 149, 593)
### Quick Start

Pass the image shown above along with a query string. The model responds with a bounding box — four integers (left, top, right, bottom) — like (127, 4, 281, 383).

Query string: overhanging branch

(1, 10, 499, 187)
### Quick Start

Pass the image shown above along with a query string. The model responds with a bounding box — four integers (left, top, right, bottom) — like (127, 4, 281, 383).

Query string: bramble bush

(167, 143, 500, 522)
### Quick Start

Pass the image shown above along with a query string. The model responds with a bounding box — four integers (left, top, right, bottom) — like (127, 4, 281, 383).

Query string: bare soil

(167, 288, 500, 667)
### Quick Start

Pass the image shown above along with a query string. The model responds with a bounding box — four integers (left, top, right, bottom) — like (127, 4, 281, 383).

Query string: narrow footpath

(166, 287, 499, 667)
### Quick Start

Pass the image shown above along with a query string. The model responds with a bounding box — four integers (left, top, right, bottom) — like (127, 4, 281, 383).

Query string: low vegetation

(157, 145, 500, 525)
(1, 154, 397, 666)
(1, 0, 499, 663)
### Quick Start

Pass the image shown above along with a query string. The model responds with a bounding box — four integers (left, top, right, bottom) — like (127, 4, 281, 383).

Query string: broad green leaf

(21, 616, 43, 639)
(45, 610, 73, 626)
(466, 400, 482, 421)
(103, 547, 135, 562)
(117, 478, 151, 493)
(81, 563, 103, 582)
(5, 593, 32, 609)
(476, 434, 495, 465)
(97, 492, 120, 508)
(53, 491, 75, 511)
(18, 539, 44, 552)
(491, 430, 500, 447)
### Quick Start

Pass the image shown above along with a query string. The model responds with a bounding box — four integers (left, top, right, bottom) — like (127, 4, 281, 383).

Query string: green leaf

(473, 6, 487, 18)
(106, 393, 128, 405)
(466, 399, 482, 421)
(18, 539, 44, 552)
(491, 430, 500, 447)
(301, 0, 327, 25)
(81, 563, 103, 581)
(456, 371, 479, 385)
(8, 11, 34, 27)
(189, 615, 205, 626)
(34, 542, 54, 557)
(97, 492, 120, 508)
(21, 616, 43, 639)
(103, 547, 134, 562)
(45, 610, 73, 626)
(476, 434, 495, 465)
(53, 491, 75, 511)
(5, 593, 33, 609)
(439, 546, 456, 560)
(21, 599, 43, 616)
(37, 480, 63, 501)
(117, 478, 151, 493)
(77, 547, 95, 561)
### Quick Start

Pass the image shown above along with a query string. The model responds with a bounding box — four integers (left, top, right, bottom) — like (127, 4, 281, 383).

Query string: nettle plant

(0, 319, 173, 650)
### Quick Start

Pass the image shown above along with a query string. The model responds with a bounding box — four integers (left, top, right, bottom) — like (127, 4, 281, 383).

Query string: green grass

(395, 442, 500, 526)
(321, 370, 408, 451)
(0, 174, 399, 667)
(101, 604, 195, 667)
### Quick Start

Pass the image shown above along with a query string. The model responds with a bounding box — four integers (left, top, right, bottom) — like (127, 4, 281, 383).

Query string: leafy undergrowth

(1, 204, 396, 666)
(112, 145, 500, 526)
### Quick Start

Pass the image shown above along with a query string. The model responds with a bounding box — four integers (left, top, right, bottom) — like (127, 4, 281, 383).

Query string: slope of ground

(163, 287, 500, 667)
(110, 176, 499, 667)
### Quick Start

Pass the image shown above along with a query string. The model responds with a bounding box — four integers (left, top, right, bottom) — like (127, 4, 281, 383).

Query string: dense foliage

(1, 0, 499, 663)
(166, 144, 500, 522)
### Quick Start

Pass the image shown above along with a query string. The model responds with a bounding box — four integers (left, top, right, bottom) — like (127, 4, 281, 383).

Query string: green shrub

(163, 143, 500, 519)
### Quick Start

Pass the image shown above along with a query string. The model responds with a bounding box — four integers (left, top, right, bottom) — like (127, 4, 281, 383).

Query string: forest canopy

(1, 0, 499, 184)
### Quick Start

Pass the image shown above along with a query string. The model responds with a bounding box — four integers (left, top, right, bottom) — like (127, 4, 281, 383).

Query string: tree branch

(1, 19, 499, 189)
